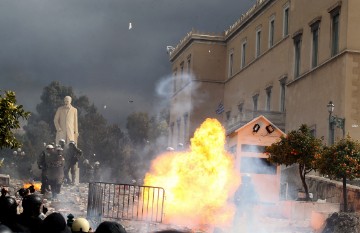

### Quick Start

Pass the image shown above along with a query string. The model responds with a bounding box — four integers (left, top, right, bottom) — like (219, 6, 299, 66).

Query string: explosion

(144, 118, 240, 228)
(23, 182, 41, 191)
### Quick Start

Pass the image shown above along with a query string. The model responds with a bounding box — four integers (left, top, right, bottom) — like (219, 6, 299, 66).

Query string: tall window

(241, 41, 247, 68)
(256, 29, 261, 57)
(253, 94, 259, 111)
(170, 122, 174, 146)
(180, 62, 184, 74)
(293, 32, 302, 78)
(183, 113, 188, 144)
(176, 118, 181, 144)
(265, 87, 272, 111)
(279, 77, 287, 112)
(238, 103, 244, 113)
(180, 62, 184, 86)
(330, 8, 340, 56)
(187, 55, 191, 74)
(269, 16, 275, 48)
(229, 51, 234, 77)
(311, 20, 320, 68)
(226, 111, 231, 121)
(283, 4, 289, 37)
(173, 69, 177, 93)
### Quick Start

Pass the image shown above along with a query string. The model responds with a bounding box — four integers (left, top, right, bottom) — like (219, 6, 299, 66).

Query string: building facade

(168, 0, 360, 148)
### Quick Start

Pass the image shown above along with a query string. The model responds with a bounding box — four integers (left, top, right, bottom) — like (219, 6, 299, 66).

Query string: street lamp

(327, 101, 345, 145)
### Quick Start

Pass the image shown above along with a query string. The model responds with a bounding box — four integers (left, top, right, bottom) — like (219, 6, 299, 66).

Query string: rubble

(322, 212, 360, 233)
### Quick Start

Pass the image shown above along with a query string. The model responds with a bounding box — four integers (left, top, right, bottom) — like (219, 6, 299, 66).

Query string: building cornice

(287, 49, 360, 87)
(169, 0, 275, 62)
(169, 30, 225, 62)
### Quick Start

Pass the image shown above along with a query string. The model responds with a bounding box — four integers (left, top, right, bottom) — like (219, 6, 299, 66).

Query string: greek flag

(216, 102, 224, 114)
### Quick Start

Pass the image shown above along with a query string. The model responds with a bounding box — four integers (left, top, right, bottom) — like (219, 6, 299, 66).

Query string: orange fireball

(144, 118, 240, 228)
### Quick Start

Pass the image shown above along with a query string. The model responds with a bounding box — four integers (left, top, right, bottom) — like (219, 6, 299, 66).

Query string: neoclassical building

(168, 0, 360, 149)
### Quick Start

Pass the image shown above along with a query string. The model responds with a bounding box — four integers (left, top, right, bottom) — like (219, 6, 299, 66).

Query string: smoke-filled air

(144, 118, 241, 229)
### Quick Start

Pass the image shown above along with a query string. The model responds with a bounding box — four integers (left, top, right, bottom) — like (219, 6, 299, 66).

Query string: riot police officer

(64, 141, 82, 185)
(46, 146, 65, 199)
(38, 145, 54, 194)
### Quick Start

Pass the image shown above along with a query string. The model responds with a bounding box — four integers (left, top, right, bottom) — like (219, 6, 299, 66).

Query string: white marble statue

(54, 96, 79, 144)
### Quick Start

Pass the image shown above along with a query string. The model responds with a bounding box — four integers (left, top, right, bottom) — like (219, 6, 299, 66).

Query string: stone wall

(307, 175, 360, 212)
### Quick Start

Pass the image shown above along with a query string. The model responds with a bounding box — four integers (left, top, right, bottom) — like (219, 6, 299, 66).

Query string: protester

(18, 194, 46, 233)
(0, 196, 28, 232)
(40, 212, 71, 233)
(95, 221, 127, 233)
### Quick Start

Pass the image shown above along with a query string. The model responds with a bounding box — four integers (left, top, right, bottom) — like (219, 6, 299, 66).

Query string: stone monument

(54, 96, 79, 145)
(54, 96, 79, 184)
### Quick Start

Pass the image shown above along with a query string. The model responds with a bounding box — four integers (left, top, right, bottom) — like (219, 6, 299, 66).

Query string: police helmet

(22, 194, 43, 212)
(71, 217, 90, 232)
(46, 144, 54, 149)
(0, 196, 18, 213)
(0, 225, 13, 233)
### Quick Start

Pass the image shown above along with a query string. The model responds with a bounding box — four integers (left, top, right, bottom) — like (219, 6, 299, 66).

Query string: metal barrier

(87, 182, 165, 223)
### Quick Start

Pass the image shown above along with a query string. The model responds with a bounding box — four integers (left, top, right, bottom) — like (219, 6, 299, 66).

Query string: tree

(316, 136, 360, 212)
(126, 112, 149, 145)
(265, 124, 323, 200)
(26, 82, 127, 180)
(36, 81, 75, 129)
(0, 90, 30, 149)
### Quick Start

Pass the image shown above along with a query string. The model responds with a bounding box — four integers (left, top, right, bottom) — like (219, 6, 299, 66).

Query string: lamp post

(327, 101, 345, 145)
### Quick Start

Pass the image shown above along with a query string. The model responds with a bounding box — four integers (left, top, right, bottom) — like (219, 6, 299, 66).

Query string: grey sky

(0, 0, 254, 127)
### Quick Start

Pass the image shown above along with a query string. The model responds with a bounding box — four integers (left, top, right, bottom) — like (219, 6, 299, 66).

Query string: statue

(54, 96, 79, 145)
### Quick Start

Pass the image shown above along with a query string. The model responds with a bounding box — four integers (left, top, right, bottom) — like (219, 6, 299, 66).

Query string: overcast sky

(0, 0, 254, 128)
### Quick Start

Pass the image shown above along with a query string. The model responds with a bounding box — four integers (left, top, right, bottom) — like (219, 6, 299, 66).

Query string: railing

(87, 182, 165, 224)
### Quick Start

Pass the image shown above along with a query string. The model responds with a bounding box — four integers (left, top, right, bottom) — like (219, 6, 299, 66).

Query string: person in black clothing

(233, 174, 258, 232)
(38, 144, 55, 194)
(40, 212, 71, 233)
(18, 194, 46, 233)
(64, 141, 82, 185)
(95, 221, 127, 233)
(0, 196, 28, 232)
(46, 146, 65, 199)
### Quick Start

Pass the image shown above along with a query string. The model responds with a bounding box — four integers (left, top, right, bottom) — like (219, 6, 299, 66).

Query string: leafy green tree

(265, 124, 323, 200)
(0, 90, 30, 149)
(26, 82, 127, 181)
(316, 136, 360, 212)
(36, 81, 75, 129)
(126, 112, 149, 145)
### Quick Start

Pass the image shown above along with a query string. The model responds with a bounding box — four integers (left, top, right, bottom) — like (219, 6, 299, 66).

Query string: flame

(144, 118, 240, 228)
(23, 182, 41, 191)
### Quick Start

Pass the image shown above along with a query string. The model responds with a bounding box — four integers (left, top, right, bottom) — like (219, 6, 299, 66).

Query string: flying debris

(103, 105, 107, 109)
(128, 100, 134, 103)
(129, 22, 132, 30)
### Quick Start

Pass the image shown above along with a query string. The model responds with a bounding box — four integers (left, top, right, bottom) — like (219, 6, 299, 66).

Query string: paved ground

(6, 179, 316, 233)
